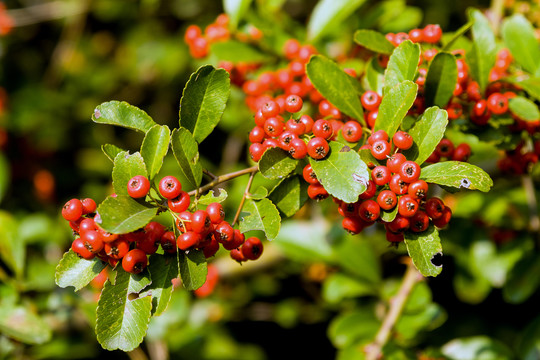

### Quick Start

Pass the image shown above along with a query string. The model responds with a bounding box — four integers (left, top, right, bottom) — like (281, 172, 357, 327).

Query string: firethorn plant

(54, 3, 540, 357)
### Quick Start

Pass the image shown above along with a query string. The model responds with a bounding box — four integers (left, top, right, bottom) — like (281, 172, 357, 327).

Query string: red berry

(160, 231, 177, 254)
(386, 230, 404, 243)
(341, 120, 363, 143)
(452, 143, 472, 162)
(284, 38, 301, 59)
(230, 248, 246, 262)
(370, 140, 391, 160)
(435, 138, 455, 158)
(408, 180, 428, 200)
(105, 237, 130, 260)
(387, 153, 407, 174)
(392, 131, 413, 150)
(201, 236, 220, 258)
(368, 129, 389, 145)
(371, 165, 391, 186)
(302, 164, 319, 185)
(261, 100, 281, 118)
(386, 214, 410, 233)
(359, 180, 377, 199)
(377, 190, 397, 211)
(312, 119, 333, 140)
(136, 235, 159, 255)
(299, 114, 314, 133)
(264, 116, 284, 137)
(79, 217, 97, 235)
(399, 161, 421, 183)
(389, 174, 409, 195)
(398, 195, 419, 217)
(62, 199, 83, 222)
(432, 206, 452, 228)
(206, 202, 225, 224)
(72, 238, 95, 260)
(361, 91, 382, 111)
(81, 198, 97, 215)
(425, 197, 445, 220)
(289, 138, 308, 159)
(80, 230, 104, 254)
(408, 28, 424, 43)
(127, 175, 150, 198)
(159, 176, 182, 200)
(176, 211, 193, 233)
(177, 231, 201, 251)
(307, 137, 329, 159)
(307, 183, 329, 201)
(241, 237, 264, 260)
(191, 210, 212, 235)
(214, 221, 235, 244)
(168, 191, 191, 213)
(285, 118, 306, 136)
(410, 210, 429, 232)
(358, 199, 380, 222)
(249, 126, 266, 144)
(422, 24, 442, 43)
(487, 92, 509, 115)
(249, 142, 266, 162)
(284, 95, 303, 113)
(342, 216, 365, 235)
(122, 249, 148, 274)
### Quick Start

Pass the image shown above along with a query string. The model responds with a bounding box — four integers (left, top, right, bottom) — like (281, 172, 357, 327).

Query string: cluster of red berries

(497, 140, 540, 175)
(302, 129, 452, 242)
(385, 24, 443, 46)
(184, 14, 231, 59)
(426, 138, 472, 164)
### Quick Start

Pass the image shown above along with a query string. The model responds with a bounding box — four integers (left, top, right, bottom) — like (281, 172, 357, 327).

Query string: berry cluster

(332, 129, 452, 242)
(184, 14, 231, 59)
(426, 138, 472, 164)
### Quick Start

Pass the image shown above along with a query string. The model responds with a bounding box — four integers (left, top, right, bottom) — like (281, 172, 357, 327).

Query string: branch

(187, 165, 259, 197)
(522, 175, 540, 243)
(232, 170, 256, 226)
(365, 261, 423, 360)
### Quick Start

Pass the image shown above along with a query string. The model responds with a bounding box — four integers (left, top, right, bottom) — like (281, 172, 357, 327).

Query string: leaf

(307, 0, 367, 41)
(269, 175, 308, 217)
(373, 80, 418, 138)
(96, 195, 158, 234)
(503, 253, 540, 304)
(223, 0, 253, 30)
(0, 305, 52, 344)
(101, 144, 124, 162)
(306, 55, 365, 124)
(322, 273, 377, 304)
(96, 269, 152, 351)
(309, 142, 369, 203)
(404, 225, 443, 277)
(353, 29, 395, 54)
(111, 152, 147, 196)
(364, 57, 385, 95)
(179, 249, 207, 291)
(442, 21, 473, 51)
(509, 96, 540, 121)
(92, 101, 157, 133)
(383, 40, 421, 92)
(420, 161, 493, 192)
(466, 9, 497, 92)
(328, 310, 380, 348)
(179, 65, 230, 143)
(239, 198, 281, 241)
(442, 336, 514, 360)
(402, 106, 449, 165)
(380, 206, 398, 223)
(55, 250, 107, 291)
(258, 147, 298, 180)
(516, 77, 540, 102)
(274, 221, 333, 262)
(170, 127, 203, 189)
(424, 52, 458, 108)
(501, 14, 540, 76)
(198, 188, 228, 205)
(140, 125, 171, 180)
(0, 211, 24, 278)
(210, 41, 268, 63)
(142, 253, 179, 316)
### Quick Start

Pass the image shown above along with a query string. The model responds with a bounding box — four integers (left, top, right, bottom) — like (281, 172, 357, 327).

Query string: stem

(232, 170, 256, 227)
(522, 175, 540, 243)
(488, 0, 505, 35)
(187, 165, 258, 197)
(202, 169, 218, 180)
(127, 347, 149, 360)
(365, 261, 423, 360)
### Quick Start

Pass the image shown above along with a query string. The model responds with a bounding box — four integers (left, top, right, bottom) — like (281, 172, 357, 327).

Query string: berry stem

(187, 165, 259, 198)
(231, 170, 256, 227)
(365, 260, 423, 360)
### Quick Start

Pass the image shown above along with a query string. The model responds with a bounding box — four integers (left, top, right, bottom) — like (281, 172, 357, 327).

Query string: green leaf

(179, 249, 207, 291)
(96, 269, 152, 351)
(142, 253, 179, 316)
(96, 195, 158, 234)
(501, 14, 540, 75)
(101, 144, 124, 162)
(373, 80, 418, 138)
(333, 236, 381, 284)
(322, 273, 377, 304)
(198, 188, 228, 205)
(420, 161, 493, 192)
(92, 101, 157, 133)
(364, 57, 385, 95)
(140, 125, 171, 180)
(111, 152, 147, 196)
(307, 0, 367, 41)
(306, 55, 365, 124)
(358, 148, 381, 168)
(404, 225, 443, 277)
(239, 198, 281, 241)
(328, 310, 380, 348)
(210, 41, 268, 63)
(258, 147, 298, 180)
(466, 9, 497, 92)
(383, 40, 421, 93)
(269, 175, 308, 217)
(171, 127, 203, 189)
(0, 211, 24, 278)
(223, 0, 253, 30)
(402, 106, 449, 165)
(274, 221, 333, 262)
(353, 29, 395, 54)
(503, 253, 540, 304)
(0, 305, 51, 344)
(179, 65, 230, 143)
(509, 96, 540, 121)
(442, 21, 473, 51)
(442, 336, 514, 360)
(516, 77, 540, 102)
(380, 206, 398, 223)
(55, 250, 107, 291)
(424, 52, 458, 108)
(309, 142, 369, 203)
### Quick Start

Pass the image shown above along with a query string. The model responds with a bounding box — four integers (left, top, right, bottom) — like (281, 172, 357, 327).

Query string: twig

(522, 175, 540, 243)
(365, 261, 423, 360)
(487, 0, 505, 35)
(231, 170, 256, 226)
(187, 165, 258, 197)
(8, 1, 86, 27)
(127, 347, 149, 360)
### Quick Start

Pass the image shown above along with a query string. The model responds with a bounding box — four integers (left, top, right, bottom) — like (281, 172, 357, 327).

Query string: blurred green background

(1, 0, 540, 359)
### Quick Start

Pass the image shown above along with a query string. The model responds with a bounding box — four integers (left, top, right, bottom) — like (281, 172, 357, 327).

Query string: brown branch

(187, 165, 258, 197)
(365, 261, 423, 360)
